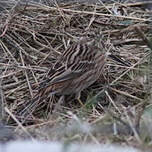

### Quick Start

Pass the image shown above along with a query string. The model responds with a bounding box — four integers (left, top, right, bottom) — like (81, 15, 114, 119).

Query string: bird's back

(38, 39, 106, 95)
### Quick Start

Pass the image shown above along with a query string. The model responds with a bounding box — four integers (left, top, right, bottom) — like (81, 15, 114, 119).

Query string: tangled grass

(0, 0, 152, 147)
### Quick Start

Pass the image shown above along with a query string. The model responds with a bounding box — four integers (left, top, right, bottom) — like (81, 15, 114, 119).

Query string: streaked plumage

(39, 39, 106, 97)
(18, 38, 109, 117)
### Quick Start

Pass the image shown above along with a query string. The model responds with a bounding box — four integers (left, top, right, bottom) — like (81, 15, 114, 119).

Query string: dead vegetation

(0, 0, 152, 148)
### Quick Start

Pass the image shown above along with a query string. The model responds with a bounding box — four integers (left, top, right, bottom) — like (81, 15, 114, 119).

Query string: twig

(5, 107, 35, 140)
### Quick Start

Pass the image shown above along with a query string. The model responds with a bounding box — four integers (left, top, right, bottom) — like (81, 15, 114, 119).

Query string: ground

(0, 0, 152, 150)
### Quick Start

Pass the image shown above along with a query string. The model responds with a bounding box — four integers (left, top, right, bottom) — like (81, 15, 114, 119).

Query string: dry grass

(0, 0, 152, 148)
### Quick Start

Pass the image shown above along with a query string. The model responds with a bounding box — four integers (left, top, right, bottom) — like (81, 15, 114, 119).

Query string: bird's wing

(39, 42, 96, 88)
(44, 61, 95, 85)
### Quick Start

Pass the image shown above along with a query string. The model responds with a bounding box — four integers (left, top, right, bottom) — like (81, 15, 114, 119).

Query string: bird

(40, 39, 107, 95)
(18, 37, 130, 118)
